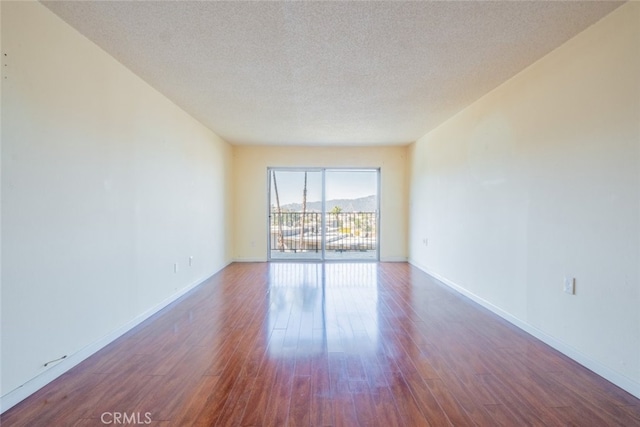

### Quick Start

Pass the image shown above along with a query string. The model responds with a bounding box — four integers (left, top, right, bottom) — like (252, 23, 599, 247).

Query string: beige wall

(1, 2, 233, 405)
(233, 145, 408, 261)
(408, 2, 640, 396)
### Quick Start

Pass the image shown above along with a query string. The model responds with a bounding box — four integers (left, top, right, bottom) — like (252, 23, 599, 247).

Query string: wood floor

(3, 262, 639, 426)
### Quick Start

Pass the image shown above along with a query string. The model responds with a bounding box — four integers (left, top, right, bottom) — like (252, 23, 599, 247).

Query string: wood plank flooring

(2, 262, 639, 426)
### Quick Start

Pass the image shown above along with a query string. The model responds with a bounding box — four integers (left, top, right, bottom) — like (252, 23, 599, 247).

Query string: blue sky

(270, 170, 377, 206)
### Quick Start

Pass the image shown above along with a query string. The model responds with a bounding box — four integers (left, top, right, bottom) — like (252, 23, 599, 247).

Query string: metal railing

(270, 211, 377, 253)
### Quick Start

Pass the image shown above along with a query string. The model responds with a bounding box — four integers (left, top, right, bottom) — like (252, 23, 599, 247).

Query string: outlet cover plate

(563, 277, 575, 295)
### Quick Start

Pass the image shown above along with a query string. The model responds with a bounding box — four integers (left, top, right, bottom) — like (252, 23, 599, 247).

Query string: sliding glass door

(268, 168, 379, 261)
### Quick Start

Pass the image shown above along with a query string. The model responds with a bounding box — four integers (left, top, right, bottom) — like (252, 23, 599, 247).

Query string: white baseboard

(0, 268, 226, 414)
(408, 258, 640, 400)
(233, 257, 267, 262)
(380, 256, 408, 262)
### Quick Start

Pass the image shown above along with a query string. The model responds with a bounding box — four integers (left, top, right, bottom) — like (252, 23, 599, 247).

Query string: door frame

(267, 167, 380, 262)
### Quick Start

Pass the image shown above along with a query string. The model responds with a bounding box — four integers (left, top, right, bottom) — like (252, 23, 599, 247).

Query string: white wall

(1, 2, 233, 408)
(408, 2, 640, 397)
(233, 145, 408, 262)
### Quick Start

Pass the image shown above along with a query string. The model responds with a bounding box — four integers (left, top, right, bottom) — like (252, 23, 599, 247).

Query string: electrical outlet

(563, 277, 575, 295)
(422, 238, 428, 246)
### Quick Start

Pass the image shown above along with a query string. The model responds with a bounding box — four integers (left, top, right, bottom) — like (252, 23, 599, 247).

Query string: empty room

(1, 1, 639, 426)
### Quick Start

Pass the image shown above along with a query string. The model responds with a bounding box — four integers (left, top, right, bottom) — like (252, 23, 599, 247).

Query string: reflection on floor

(268, 263, 379, 357)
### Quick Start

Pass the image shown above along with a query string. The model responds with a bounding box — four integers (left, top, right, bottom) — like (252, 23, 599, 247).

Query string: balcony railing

(270, 211, 377, 253)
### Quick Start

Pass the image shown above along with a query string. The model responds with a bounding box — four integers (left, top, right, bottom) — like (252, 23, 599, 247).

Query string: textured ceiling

(42, 1, 623, 146)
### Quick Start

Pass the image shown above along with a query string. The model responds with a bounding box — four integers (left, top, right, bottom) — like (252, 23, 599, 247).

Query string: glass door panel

(269, 169, 323, 260)
(324, 169, 379, 261)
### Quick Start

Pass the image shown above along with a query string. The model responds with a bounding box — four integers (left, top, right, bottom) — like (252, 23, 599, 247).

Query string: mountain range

(280, 195, 377, 212)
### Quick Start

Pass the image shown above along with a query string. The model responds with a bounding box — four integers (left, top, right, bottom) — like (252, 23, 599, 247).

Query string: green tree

(331, 206, 343, 229)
